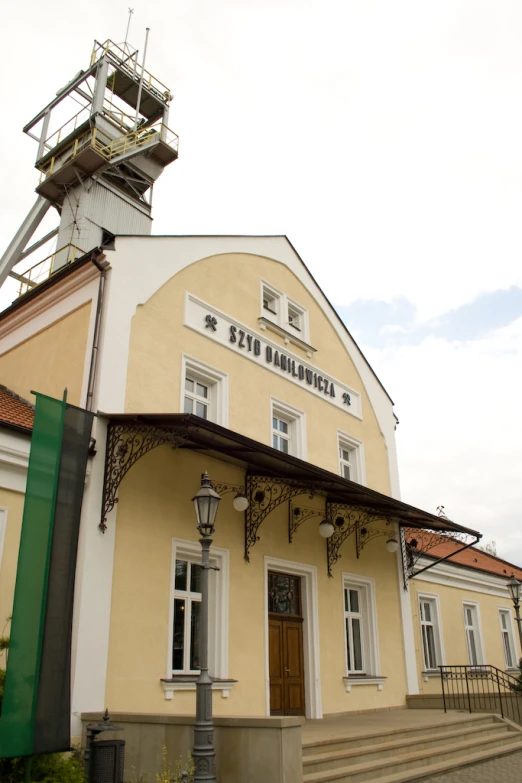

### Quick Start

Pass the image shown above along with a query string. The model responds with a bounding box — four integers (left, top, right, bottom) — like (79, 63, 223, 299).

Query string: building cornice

(413, 556, 513, 598)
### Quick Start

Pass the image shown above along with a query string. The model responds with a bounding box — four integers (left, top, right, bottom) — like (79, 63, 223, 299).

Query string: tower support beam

(0, 197, 51, 287)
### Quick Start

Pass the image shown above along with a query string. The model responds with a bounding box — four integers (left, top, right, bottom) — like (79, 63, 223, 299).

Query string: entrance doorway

(268, 571, 305, 716)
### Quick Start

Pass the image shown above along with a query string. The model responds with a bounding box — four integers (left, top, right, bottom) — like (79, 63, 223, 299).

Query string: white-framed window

(337, 432, 365, 484)
(270, 399, 306, 459)
(342, 573, 380, 677)
(499, 609, 517, 669)
(168, 539, 229, 678)
(181, 356, 229, 427)
(419, 595, 443, 671)
(287, 300, 306, 334)
(463, 602, 485, 666)
(262, 284, 280, 317)
(260, 281, 310, 343)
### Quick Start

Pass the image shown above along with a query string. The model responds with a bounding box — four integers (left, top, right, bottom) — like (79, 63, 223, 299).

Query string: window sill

(422, 671, 441, 681)
(161, 677, 237, 700)
(343, 676, 387, 693)
(258, 317, 316, 356)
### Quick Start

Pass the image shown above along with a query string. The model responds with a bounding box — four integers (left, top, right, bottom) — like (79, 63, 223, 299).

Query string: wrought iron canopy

(99, 411, 481, 540)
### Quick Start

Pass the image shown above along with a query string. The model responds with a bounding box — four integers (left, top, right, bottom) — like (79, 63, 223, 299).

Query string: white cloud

(365, 317, 522, 563)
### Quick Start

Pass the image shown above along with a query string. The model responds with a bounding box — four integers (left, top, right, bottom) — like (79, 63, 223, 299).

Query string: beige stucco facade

(1, 234, 503, 779)
(0, 302, 92, 407)
(411, 564, 522, 695)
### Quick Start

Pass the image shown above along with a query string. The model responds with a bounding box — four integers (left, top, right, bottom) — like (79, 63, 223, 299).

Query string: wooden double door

(268, 571, 305, 716)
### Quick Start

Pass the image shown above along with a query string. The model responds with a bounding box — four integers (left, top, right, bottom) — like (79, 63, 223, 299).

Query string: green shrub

(0, 749, 84, 783)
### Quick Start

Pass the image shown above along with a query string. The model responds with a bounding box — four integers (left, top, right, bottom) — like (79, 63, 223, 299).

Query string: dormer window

(263, 289, 279, 316)
(260, 281, 310, 345)
(287, 302, 304, 332)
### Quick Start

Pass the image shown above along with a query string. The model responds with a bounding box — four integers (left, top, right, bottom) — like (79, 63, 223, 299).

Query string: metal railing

(38, 122, 179, 182)
(97, 122, 178, 160)
(90, 40, 172, 103)
(440, 665, 522, 725)
(16, 244, 85, 296)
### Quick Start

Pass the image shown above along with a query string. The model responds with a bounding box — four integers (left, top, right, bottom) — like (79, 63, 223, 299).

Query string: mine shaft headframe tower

(0, 37, 178, 287)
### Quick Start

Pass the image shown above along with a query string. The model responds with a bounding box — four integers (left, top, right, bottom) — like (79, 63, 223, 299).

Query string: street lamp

(507, 573, 522, 651)
(191, 472, 221, 783)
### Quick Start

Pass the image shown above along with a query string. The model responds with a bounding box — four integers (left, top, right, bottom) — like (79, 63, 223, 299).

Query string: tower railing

(37, 121, 179, 183)
(15, 244, 85, 297)
(90, 40, 172, 102)
(440, 665, 522, 725)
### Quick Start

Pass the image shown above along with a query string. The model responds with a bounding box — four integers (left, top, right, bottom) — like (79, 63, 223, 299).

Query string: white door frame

(264, 556, 322, 719)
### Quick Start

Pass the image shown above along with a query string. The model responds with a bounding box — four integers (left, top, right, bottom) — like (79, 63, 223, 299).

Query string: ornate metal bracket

(288, 502, 326, 543)
(400, 526, 479, 589)
(100, 421, 189, 532)
(355, 523, 391, 558)
(212, 481, 245, 496)
(244, 475, 315, 561)
(327, 505, 396, 576)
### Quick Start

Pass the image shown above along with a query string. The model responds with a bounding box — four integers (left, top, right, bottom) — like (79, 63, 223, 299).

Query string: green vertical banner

(0, 393, 93, 758)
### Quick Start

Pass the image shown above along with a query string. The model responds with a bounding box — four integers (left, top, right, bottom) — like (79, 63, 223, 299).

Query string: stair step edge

(302, 713, 499, 749)
(302, 739, 522, 783)
(303, 724, 511, 764)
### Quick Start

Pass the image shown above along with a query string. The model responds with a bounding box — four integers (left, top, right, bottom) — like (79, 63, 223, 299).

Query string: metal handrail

(37, 121, 178, 182)
(90, 40, 172, 103)
(16, 244, 85, 296)
(440, 665, 522, 725)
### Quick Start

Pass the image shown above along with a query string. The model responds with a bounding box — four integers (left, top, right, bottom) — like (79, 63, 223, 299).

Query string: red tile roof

(406, 531, 522, 580)
(0, 385, 34, 431)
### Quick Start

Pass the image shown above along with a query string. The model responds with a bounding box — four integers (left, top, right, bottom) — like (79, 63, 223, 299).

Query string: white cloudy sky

(1, 1, 521, 561)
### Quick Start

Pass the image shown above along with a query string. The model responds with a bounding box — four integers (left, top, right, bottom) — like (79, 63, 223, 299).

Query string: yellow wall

(0, 302, 92, 406)
(411, 577, 518, 693)
(125, 254, 390, 494)
(105, 447, 407, 717)
(0, 488, 24, 664)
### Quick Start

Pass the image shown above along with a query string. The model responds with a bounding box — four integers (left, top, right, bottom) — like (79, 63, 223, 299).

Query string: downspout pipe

(86, 251, 108, 412)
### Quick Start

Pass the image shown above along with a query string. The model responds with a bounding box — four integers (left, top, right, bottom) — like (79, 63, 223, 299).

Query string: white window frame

(270, 398, 306, 459)
(0, 508, 7, 571)
(498, 607, 517, 670)
(260, 281, 310, 343)
(342, 573, 381, 683)
(165, 539, 230, 696)
(418, 593, 444, 671)
(337, 431, 365, 485)
(462, 601, 485, 666)
(181, 355, 229, 427)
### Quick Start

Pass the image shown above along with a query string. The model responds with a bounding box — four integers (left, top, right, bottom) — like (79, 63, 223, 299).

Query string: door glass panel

(268, 573, 301, 615)
(175, 559, 187, 590)
(190, 600, 201, 670)
(172, 598, 185, 670)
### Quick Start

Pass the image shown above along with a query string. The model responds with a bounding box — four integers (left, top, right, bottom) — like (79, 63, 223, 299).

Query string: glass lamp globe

(385, 538, 399, 553)
(319, 520, 335, 538)
(232, 493, 249, 512)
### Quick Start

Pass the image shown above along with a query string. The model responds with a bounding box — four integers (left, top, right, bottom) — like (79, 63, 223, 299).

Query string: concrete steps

(302, 714, 522, 783)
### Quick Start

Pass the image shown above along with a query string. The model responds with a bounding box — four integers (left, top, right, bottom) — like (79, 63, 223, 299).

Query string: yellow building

(1, 35, 520, 783)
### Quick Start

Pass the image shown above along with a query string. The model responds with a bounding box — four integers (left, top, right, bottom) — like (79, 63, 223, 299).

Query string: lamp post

(192, 472, 221, 783)
(507, 573, 522, 651)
